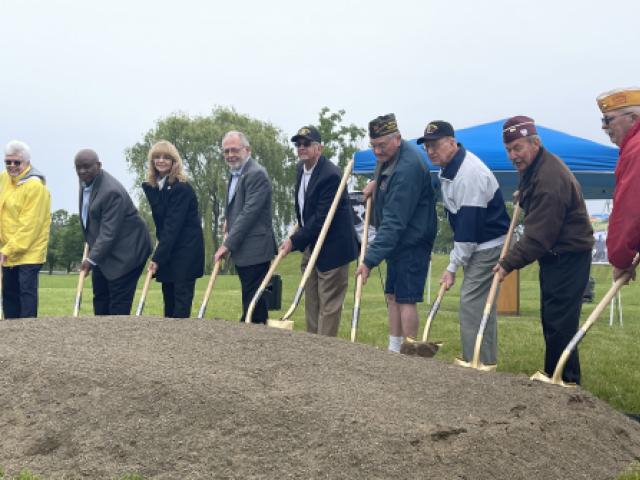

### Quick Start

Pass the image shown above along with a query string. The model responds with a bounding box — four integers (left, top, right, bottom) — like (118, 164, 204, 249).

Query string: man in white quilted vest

(418, 121, 510, 367)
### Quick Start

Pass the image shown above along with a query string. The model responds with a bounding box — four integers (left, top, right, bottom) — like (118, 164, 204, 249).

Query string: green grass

(36, 253, 640, 413)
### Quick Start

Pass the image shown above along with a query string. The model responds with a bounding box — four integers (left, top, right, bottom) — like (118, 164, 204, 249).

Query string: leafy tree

(125, 107, 297, 271)
(46, 209, 69, 274)
(45, 210, 85, 273)
(315, 107, 366, 172)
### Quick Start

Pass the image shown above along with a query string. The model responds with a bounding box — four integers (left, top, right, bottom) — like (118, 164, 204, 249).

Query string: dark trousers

(2, 264, 42, 319)
(538, 250, 591, 384)
(92, 263, 145, 315)
(236, 261, 270, 324)
(161, 280, 196, 318)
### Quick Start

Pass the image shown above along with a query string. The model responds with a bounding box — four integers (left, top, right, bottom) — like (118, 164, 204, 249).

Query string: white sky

(1, 0, 637, 213)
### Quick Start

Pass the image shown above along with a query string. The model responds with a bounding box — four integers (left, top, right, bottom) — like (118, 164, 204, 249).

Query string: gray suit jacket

(80, 169, 152, 281)
(223, 158, 276, 267)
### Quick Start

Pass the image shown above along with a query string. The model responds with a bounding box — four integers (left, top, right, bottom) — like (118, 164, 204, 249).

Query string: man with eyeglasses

(355, 114, 437, 353)
(280, 126, 357, 336)
(492, 116, 593, 385)
(418, 121, 510, 366)
(214, 131, 276, 324)
(596, 87, 640, 282)
(0, 140, 51, 318)
(75, 149, 152, 315)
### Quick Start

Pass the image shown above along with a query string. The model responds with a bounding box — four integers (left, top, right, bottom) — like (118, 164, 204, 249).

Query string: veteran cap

(368, 113, 399, 139)
(502, 115, 537, 143)
(596, 87, 640, 113)
(417, 121, 455, 144)
(291, 125, 321, 143)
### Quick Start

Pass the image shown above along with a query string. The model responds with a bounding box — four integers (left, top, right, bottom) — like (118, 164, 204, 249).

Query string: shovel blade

(400, 339, 440, 358)
(529, 370, 576, 388)
(453, 357, 497, 372)
(267, 319, 294, 330)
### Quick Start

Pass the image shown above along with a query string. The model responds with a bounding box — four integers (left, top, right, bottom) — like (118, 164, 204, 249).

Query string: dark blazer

(79, 169, 152, 281)
(290, 156, 358, 272)
(142, 179, 204, 283)
(224, 158, 276, 267)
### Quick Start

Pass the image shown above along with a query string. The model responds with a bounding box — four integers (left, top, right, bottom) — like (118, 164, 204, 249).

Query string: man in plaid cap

(596, 88, 640, 281)
(493, 116, 593, 385)
(356, 114, 437, 353)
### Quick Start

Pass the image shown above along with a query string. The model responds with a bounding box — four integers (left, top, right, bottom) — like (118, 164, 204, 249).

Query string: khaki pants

(301, 247, 349, 337)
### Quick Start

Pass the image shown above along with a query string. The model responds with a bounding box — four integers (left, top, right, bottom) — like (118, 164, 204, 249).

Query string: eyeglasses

(4, 160, 22, 166)
(602, 111, 633, 126)
(369, 139, 393, 152)
(294, 140, 312, 148)
(223, 147, 245, 155)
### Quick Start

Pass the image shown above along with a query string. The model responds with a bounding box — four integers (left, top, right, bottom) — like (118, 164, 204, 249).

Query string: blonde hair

(146, 140, 188, 187)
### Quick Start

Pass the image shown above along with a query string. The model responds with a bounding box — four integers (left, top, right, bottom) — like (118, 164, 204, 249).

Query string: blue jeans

(2, 264, 42, 319)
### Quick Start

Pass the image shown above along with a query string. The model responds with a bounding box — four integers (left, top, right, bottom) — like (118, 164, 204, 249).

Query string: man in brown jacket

(493, 116, 593, 385)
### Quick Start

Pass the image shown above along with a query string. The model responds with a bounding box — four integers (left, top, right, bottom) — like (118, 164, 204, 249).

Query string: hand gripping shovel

(197, 258, 222, 319)
(268, 159, 354, 330)
(245, 225, 299, 325)
(530, 254, 640, 387)
(453, 203, 521, 371)
(72, 243, 90, 317)
(350, 196, 372, 342)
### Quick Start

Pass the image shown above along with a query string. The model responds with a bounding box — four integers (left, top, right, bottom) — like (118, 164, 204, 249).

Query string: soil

(1, 316, 640, 479)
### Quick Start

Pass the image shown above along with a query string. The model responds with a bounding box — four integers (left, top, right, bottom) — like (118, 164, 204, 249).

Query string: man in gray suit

(214, 131, 276, 324)
(75, 149, 152, 315)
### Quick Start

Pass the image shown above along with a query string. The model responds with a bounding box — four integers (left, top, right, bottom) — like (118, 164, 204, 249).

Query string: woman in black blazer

(142, 141, 204, 318)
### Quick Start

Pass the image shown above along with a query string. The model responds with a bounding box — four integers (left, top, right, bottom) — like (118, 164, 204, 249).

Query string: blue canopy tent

(353, 119, 619, 199)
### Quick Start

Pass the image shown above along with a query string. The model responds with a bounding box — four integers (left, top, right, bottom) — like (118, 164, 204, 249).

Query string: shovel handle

(72, 243, 90, 318)
(549, 254, 640, 384)
(422, 283, 446, 342)
(135, 266, 154, 317)
(245, 225, 299, 324)
(469, 203, 521, 368)
(351, 196, 372, 342)
(280, 159, 354, 323)
(197, 258, 221, 319)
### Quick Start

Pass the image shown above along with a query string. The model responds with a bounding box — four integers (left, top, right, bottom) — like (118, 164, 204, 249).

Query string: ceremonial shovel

(268, 159, 354, 330)
(197, 258, 222, 319)
(350, 196, 372, 342)
(530, 254, 639, 387)
(400, 283, 447, 357)
(72, 243, 90, 317)
(245, 225, 299, 325)
(453, 203, 521, 371)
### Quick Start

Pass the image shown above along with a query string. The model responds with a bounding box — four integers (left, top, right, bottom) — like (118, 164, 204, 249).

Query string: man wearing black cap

(280, 126, 358, 336)
(493, 116, 593, 384)
(418, 121, 510, 366)
(356, 114, 437, 353)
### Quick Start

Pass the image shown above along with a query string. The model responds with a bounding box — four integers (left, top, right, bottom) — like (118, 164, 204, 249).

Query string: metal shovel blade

(400, 337, 440, 358)
(529, 370, 576, 388)
(266, 319, 294, 330)
(453, 357, 497, 372)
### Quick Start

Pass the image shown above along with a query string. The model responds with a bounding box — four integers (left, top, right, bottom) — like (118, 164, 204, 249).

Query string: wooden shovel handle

(245, 225, 299, 324)
(72, 243, 90, 318)
(281, 159, 354, 321)
(351, 196, 372, 342)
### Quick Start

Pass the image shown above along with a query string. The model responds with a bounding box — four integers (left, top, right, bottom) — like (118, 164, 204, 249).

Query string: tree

(315, 107, 366, 171)
(45, 210, 85, 273)
(125, 107, 297, 272)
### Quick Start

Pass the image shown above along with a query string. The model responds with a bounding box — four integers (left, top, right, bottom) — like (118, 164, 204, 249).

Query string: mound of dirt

(1, 317, 639, 479)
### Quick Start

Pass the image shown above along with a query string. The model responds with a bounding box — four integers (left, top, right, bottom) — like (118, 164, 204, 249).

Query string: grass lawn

(37, 253, 640, 413)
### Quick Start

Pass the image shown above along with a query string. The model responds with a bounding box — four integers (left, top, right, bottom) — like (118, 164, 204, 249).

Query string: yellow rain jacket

(0, 165, 51, 266)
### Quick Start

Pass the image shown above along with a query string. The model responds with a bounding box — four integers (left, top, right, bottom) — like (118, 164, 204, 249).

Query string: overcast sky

(1, 0, 637, 213)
